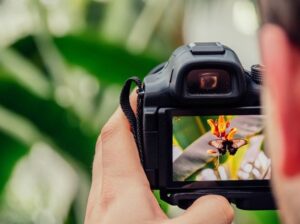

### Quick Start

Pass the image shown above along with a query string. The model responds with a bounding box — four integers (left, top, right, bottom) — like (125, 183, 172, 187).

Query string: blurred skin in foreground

(260, 0, 300, 223)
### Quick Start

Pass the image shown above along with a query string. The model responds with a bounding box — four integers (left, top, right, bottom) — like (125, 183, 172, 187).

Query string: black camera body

(121, 42, 275, 210)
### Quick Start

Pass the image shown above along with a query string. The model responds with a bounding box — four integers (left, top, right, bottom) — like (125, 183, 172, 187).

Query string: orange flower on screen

(207, 116, 236, 140)
(226, 128, 237, 140)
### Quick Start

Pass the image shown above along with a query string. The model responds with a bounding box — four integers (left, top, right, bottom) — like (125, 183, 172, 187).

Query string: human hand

(84, 93, 234, 224)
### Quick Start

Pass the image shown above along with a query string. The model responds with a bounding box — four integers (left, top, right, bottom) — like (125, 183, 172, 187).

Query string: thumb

(168, 195, 234, 224)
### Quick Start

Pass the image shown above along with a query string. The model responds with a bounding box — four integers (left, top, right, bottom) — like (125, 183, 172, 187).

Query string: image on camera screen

(172, 115, 271, 182)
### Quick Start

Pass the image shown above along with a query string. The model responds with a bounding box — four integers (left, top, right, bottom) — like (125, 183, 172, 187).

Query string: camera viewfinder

(186, 69, 232, 94)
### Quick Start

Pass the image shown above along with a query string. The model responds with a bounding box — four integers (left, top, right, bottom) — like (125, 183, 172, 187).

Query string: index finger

(92, 91, 149, 193)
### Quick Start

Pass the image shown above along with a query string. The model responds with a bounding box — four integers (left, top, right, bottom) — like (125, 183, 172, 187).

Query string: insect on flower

(207, 116, 248, 156)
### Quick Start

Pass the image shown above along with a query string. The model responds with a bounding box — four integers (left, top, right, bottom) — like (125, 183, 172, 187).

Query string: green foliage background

(0, 0, 279, 223)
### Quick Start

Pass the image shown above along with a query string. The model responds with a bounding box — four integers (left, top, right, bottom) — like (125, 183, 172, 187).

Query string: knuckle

(99, 121, 118, 144)
(98, 188, 116, 211)
(193, 195, 234, 223)
(95, 122, 118, 155)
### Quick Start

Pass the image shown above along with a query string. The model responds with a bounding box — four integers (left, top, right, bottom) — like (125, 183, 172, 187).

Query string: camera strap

(120, 77, 144, 165)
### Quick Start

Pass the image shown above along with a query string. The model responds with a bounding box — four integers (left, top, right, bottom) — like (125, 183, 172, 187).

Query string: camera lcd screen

(172, 115, 271, 182)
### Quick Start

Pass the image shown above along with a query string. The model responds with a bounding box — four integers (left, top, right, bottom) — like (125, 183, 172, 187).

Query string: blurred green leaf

(0, 80, 95, 171)
(12, 34, 163, 85)
(153, 190, 169, 214)
(54, 34, 163, 83)
(253, 210, 280, 224)
(0, 48, 51, 99)
(3, 33, 166, 175)
(234, 207, 280, 224)
(65, 203, 77, 224)
(0, 133, 28, 199)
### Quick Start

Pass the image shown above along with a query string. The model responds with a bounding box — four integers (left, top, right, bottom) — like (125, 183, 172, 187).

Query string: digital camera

(120, 42, 275, 210)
